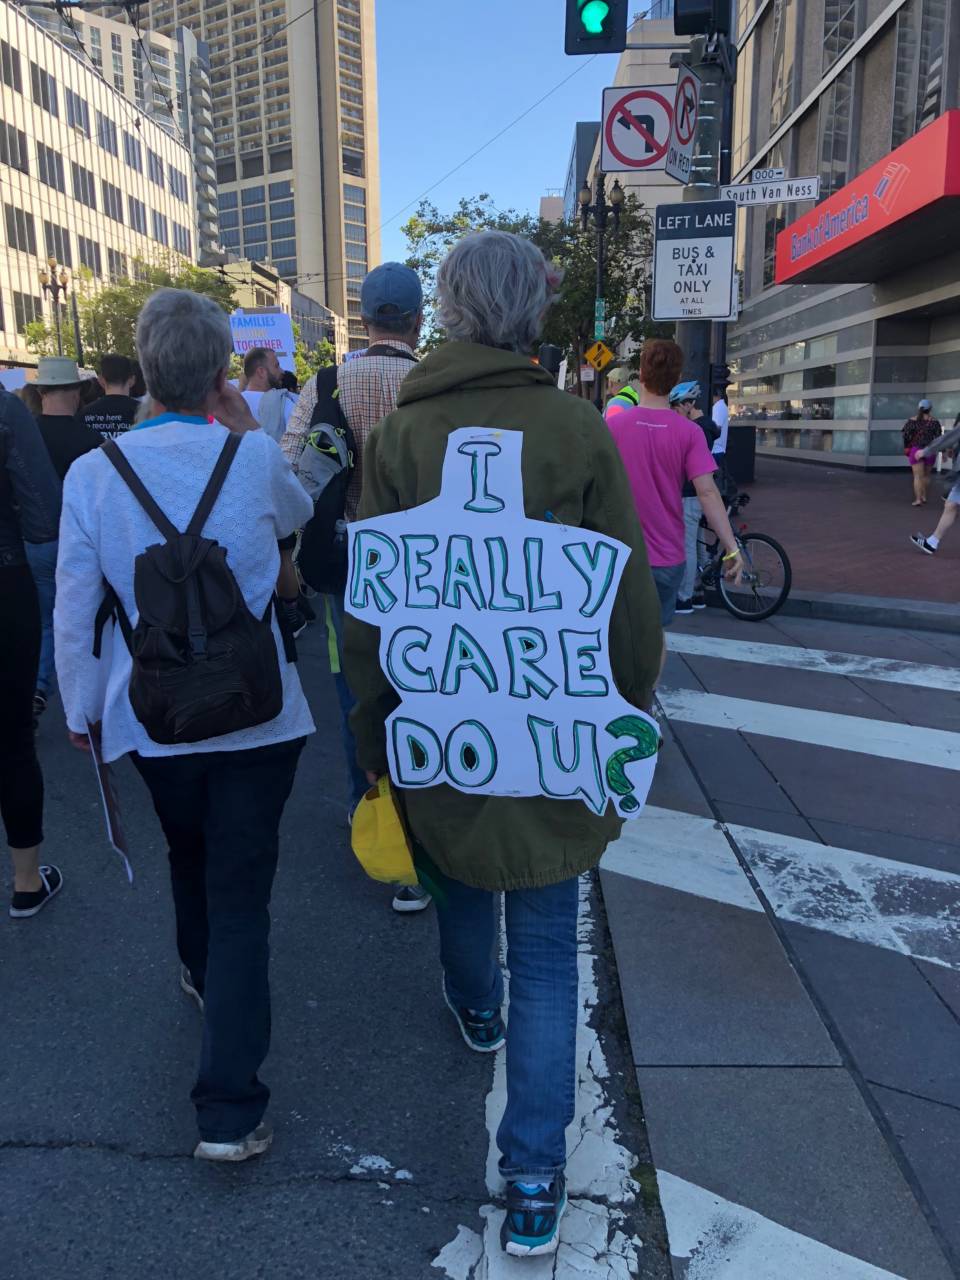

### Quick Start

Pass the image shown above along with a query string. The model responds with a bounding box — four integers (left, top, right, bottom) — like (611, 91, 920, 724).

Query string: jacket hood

(396, 341, 557, 407)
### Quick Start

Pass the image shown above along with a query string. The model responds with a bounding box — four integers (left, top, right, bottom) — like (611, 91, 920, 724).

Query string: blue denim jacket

(0, 387, 62, 567)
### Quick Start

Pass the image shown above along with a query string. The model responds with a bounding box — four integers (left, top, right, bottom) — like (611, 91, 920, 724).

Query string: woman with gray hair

(54, 289, 314, 1162)
(344, 232, 663, 1257)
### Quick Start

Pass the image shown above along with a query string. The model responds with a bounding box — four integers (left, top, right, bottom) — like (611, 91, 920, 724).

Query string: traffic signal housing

(565, 0, 628, 56)
(673, 0, 731, 36)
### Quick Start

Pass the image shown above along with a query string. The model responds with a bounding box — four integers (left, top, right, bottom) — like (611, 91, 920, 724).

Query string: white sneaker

(392, 884, 432, 913)
(179, 965, 204, 1013)
(194, 1121, 273, 1163)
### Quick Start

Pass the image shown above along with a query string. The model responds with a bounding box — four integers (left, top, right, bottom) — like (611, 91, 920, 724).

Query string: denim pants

(25, 539, 57, 697)
(132, 737, 305, 1142)
(327, 593, 368, 809)
(650, 562, 685, 627)
(681, 497, 702, 600)
(435, 866, 581, 1180)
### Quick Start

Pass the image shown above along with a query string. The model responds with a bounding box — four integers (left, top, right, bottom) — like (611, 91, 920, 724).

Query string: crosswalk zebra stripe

(656, 687, 960, 772)
(668, 632, 960, 693)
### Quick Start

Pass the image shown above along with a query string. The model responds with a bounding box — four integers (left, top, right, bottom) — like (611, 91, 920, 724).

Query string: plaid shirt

(279, 342, 417, 522)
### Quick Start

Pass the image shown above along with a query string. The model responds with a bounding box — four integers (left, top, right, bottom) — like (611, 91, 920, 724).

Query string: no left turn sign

(601, 85, 674, 173)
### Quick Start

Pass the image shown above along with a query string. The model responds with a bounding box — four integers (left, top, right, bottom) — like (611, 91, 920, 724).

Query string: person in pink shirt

(606, 339, 742, 625)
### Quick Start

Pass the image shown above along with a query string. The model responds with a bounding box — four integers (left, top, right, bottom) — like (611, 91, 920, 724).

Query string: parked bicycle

(697, 492, 792, 621)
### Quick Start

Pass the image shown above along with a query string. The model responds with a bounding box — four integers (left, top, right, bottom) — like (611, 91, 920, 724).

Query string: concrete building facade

(107, 0, 380, 349)
(0, 1, 198, 365)
(728, 0, 960, 467)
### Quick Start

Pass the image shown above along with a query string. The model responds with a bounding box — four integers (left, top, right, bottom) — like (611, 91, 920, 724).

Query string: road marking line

(657, 688, 960, 771)
(668, 631, 960, 693)
(434, 879, 645, 1278)
(601, 807, 960, 970)
(657, 1171, 908, 1278)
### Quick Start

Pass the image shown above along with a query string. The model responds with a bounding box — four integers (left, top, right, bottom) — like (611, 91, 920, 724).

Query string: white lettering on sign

(721, 176, 821, 206)
(346, 429, 660, 818)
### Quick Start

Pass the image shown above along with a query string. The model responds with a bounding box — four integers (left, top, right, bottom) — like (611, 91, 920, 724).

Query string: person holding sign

(343, 232, 664, 1259)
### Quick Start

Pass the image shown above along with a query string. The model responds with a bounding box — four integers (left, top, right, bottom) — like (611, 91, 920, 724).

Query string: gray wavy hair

(436, 231, 563, 352)
(136, 288, 232, 410)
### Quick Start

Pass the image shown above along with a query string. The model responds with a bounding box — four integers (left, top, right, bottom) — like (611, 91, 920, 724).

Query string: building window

(241, 185, 266, 207)
(271, 237, 296, 258)
(78, 235, 102, 276)
(124, 131, 143, 172)
(273, 257, 297, 278)
(37, 142, 65, 192)
(346, 261, 366, 281)
(342, 149, 364, 177)
(892, 0, 948, 148)
(220, 209, 239, 229)
(270, 198, 294, 218)
(769, 0, 797, 129)
(72, 163, 97, 209)
(43, 220, 71, 268)
(168, 164, 189, 201)
(242, 154, 264, 179)
(31, 63, 58, 118)
(97, 112, 118, 155)
(107, 248, 127, 281)
(112, 51, 125, 95)
(5, 204, 37, 255)
(0, 121, 28, 174)
(271, 219, 296, 239)
(89, 26, 103, 72)
(148, 148, 164, 186)
(819, 63, 854, 198)
(269, 180, 292, 199)
(218, 191, 239, 210)
(344, 222, 365, 244)
(221, 227, 241, 250)
(65, 88, 91, 137)
(128, 196, 147, 234)
(1, 40, 22, 94)
(822, 0, 857, 72)
(14, 292, 42, 333)
(216, 160, 237, 183)
(132, 259, 150, 282)
(102, 180, 124, 223)
(152, 210, 169, 245)
(242, 202, 266, 226)
(172, 222, 192, 256)
(345, 242, 367, 263)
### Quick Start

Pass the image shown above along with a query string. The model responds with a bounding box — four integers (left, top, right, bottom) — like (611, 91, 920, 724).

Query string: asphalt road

(0, 621, 669, 1280)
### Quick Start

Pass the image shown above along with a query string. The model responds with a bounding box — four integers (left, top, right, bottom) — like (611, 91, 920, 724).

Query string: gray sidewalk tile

(680, 654, 901, 721)
(808, 818, 960, 876)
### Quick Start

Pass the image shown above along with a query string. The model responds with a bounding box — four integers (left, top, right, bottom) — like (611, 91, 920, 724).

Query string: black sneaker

(910, 534, 937, 555)
(278, 596, 308, 638)
(32, 691, 47, 732)
(675, 597, 695, 615)
(501, 1175, 567, 1257)
(692, 591, 707, 609)
(442, 979, 506, 1053)
(391, 883, 432, 913)
(10, 864, 63, 918)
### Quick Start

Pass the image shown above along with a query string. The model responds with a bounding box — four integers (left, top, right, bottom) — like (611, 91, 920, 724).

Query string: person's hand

(69, 721, 100, 753)
(915, 446, 927, 460)
(365, 770, 381, 786)
(211, 381, 260, 434)
(690, 406, 704, 421)
(722, 548, 744, 584)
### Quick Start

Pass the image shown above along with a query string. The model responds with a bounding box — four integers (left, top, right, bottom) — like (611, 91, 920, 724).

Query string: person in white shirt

(712, 390, 730, 456)
(55, 289, 314, 1164)
(240, 347, 297, 442)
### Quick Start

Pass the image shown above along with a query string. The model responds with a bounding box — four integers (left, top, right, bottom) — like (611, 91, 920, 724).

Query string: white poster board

(345, 429, 660, 818)
(230, 310, 296, 373)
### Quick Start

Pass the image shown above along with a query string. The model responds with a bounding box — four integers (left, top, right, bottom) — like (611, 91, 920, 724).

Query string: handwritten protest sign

(345, 428, 660, 818)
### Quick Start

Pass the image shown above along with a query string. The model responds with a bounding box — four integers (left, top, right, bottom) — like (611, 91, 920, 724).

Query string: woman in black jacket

(0, 387, 64, 917)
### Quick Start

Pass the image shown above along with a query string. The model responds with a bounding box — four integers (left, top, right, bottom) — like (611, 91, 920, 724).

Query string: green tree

(293, 323, 336, 384)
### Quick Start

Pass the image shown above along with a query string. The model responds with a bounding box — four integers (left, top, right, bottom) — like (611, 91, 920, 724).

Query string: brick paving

(736, 455, 958, 604)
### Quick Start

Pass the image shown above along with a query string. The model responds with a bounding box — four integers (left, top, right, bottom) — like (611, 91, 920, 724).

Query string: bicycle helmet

(669, 380, 701, 405)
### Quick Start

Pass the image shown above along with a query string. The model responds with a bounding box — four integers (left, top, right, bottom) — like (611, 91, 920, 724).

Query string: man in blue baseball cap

(280, 262, 431, 913)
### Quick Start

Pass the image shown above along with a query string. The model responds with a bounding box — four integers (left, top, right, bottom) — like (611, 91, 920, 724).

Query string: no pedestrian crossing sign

(585, 340, 615, 372)
(652, 201, 737, 322)
(601, 85, 674, 173)
(665, 68, 701, 185)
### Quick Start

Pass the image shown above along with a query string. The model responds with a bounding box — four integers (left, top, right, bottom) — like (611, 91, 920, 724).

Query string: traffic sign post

(665, 67, 701, 184)
(721, 175, 821, 205)
(652, 201, 737, 322)
(601, 85, 674, 173)
(585, 340, 615, 372)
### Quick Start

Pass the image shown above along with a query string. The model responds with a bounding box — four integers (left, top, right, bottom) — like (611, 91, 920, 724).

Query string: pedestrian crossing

(600, 620, 960, 1280)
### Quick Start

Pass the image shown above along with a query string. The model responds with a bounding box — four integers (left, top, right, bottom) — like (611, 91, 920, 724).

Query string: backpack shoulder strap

(101, 439, 180, 542)
(186, 432, 242, 537)
(308, 364, 341, 428)
(363, 343, 418, 362)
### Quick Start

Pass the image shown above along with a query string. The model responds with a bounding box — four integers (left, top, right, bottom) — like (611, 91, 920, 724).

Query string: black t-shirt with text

(79, 393, 139, 440)
(35, 414, 101, 481)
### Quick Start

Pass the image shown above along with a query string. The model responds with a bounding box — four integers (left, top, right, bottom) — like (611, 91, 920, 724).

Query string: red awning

(775, 111, 960, 286)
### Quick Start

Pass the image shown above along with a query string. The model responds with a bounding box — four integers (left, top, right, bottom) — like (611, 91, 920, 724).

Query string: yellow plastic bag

(350, 776, 418, 886)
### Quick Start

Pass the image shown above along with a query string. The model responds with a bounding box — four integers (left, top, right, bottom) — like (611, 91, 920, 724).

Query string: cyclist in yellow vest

(604, 366, 640, 419)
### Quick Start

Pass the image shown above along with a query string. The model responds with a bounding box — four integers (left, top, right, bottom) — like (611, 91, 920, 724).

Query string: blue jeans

(650, 561, 685, 627)
(435, 867, 580, 1180)
(25, 539, 57, 696)
(328, 594, 368, 809)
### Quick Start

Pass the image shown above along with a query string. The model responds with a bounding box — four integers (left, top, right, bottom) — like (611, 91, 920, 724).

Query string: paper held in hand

(87, 723, 133, 883)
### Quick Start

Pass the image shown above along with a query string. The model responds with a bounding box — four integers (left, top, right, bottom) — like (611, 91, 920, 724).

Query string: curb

(707, 588, 957, 632)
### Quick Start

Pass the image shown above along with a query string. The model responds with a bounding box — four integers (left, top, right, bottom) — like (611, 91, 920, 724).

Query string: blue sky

(374, 0, 620, 262)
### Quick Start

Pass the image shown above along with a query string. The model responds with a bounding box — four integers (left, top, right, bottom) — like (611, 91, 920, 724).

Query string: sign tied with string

(345, 429, 660, 818)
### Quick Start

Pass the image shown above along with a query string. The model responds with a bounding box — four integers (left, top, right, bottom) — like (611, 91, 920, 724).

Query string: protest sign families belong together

(345, 429, 660, 818)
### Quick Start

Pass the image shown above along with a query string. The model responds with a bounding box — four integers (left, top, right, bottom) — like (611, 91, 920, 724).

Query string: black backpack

(296, 345, 417, 594)
(94, 433, 291, 746)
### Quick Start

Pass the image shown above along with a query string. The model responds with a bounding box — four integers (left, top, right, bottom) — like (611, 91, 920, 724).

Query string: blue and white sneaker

(501, 1175, 567, 1257)
(442, 980, 506, 1053)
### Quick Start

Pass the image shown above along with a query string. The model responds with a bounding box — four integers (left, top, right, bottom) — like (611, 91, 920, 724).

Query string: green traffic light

(578, 0, 611, 35)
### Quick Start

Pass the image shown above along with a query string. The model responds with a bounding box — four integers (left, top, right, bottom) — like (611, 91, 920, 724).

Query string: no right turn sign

(665, 68, 701, 185)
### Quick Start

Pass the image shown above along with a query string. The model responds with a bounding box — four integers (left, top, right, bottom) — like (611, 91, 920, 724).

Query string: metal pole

(52, 293, 63, 356)
(71, 289, 84, 367)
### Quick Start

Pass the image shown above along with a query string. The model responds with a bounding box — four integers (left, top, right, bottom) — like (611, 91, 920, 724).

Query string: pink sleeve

(684, 422, 717, 481)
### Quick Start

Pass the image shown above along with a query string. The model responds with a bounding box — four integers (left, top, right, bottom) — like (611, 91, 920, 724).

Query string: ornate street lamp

(39, 254, 70, 356)
(579, 176, 624, 406)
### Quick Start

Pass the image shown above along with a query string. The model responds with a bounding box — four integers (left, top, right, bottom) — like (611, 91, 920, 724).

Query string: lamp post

(38, 255, 70, 356)
(579, 174, 624, 407)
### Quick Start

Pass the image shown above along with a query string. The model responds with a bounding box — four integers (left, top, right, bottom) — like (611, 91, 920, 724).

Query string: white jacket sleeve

(54, 458, 111, 735)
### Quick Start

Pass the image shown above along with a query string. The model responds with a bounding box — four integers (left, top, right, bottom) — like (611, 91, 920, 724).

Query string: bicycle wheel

(718, 533, 792, 621)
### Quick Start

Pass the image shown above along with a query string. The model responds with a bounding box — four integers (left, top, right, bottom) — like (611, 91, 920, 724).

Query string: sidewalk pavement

(738, 455, 957, 605)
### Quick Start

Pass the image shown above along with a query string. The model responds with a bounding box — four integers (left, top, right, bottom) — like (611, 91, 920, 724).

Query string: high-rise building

(0, 2, 198, 365)
(100, 0, 381, 349)
(729, 0, 960, 469)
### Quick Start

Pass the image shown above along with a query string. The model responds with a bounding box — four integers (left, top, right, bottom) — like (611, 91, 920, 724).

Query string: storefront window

(873, 356, 928, 383)
(819, 63, 854, 198)
(756, 427, 867, 453)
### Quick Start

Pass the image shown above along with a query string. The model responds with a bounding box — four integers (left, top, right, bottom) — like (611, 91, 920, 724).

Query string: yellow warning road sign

(585, 340, 614, 372)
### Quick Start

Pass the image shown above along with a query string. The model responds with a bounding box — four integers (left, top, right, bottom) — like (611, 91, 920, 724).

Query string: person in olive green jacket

(343, 231, 663, 1259)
